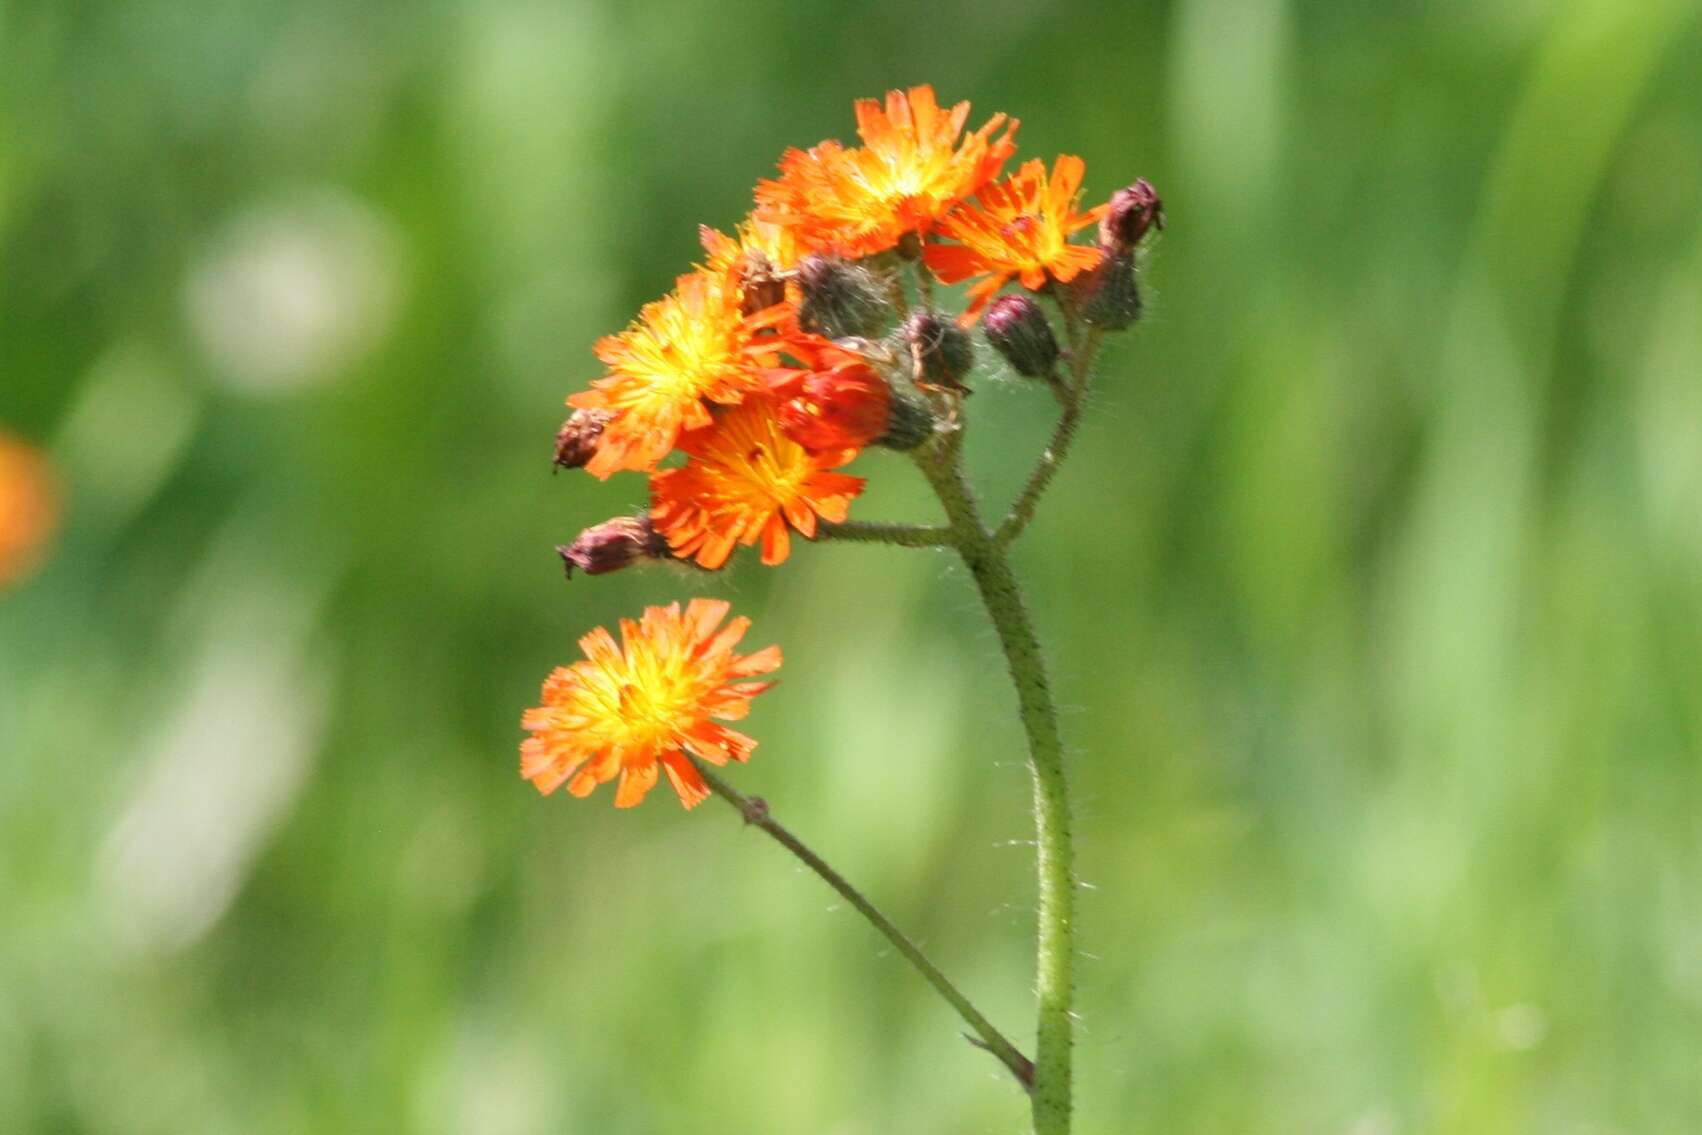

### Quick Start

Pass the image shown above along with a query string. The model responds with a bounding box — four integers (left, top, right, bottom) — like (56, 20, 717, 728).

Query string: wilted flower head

(559, 513, 671, 577)
(520, 599, 781, 808)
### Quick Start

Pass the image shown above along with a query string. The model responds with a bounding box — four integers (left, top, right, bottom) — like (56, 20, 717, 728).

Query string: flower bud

(797, 255, 890, 339)
(559, 513, 670, 577)
(877, 388, 937, 451)
(1071, 252, 1142, 331)
(1099, 179, 1163, 255)
(981, 295, 1060, 378)
(899, 309, 973, 394)
(554, 409, 613, 471)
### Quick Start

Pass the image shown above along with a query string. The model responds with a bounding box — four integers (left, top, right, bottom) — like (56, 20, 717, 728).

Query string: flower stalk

(915, 431, 1077, 1135)
(694, 758, 1036, 1092)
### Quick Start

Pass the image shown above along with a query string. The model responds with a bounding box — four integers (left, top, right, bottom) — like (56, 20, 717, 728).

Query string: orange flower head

(756, 85, 1018, 259)
(569, 270, 787, 479)
(924, 155, 1106, 323)
(520, 598, 781, 808)
(0, 433, 59, 590)
(650, 398, 864, 570)
(765, 336, 891, 452)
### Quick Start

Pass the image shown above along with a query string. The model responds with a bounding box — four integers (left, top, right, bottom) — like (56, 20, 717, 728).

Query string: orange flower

(924, 155, 1105, 323)
(0, 432, 59, 590)
(764, 336, 890, 452)
(756, 85, 1017, 259)
(650, 398, 864, 569)
(699, 217, 806, 318)
(520, 598, 781, 808)
(568, 270, 787, 479)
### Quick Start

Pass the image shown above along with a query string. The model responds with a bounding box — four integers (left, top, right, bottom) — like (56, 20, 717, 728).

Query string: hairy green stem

(916, 434, 1075, 1135)
(997, 330, 1104, 546)
(818, 520, 955, 548)
(694, 759, 1035, 1092)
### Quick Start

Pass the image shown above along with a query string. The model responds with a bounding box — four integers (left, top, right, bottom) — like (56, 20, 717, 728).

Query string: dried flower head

(756, 85, 1017, 259)
(650, 398, 864, 569)
(925, 156, 1105, 323)
(558, 513, 672, 577)
(554, 408, 614, 471)
(0, 433, 59, 590)
(699, 219, 805, 316)
(520, 599, 781, 808)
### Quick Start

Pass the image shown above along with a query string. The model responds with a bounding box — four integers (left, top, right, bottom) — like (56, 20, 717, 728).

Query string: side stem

(915, 435, 1075, 1135)
(694, 759, 1035, 1093)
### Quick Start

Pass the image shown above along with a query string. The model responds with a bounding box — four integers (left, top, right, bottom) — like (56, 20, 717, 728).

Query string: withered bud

(554, 409, 613, 471)
(558, 513, 671, 578)
(1099, 179, 1164, 254)
(982, 295, 1060, 378)
(797, 255, 890, 339)
(900, 309, 974, 394)
(877, 389, 938, 451)
(1072, 252, 1142, 331)
(738, 251, 788, 316)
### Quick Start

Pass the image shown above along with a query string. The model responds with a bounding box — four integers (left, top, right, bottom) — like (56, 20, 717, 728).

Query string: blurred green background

(4, 0, 1701, 1131)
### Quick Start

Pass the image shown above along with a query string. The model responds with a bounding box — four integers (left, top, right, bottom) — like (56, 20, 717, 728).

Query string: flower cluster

(525, 85, 1160, 808)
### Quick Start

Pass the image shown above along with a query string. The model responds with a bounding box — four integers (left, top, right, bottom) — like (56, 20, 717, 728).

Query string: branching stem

(914, 433, 1076, 1135)
(695, 759, 1035, 1092)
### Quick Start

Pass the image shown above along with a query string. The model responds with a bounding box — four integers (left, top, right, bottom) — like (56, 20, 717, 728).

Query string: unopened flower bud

(1071, 252, 1142, 331)
(797, 255, 890, 339)
(558, 513, 670, 578)
(554, 409, 613, 471)
(899, 309, 973, 394)
(1099, 179, 1163, 254)
(982, 295, 1060, 378)
(877, 388, 937, 451)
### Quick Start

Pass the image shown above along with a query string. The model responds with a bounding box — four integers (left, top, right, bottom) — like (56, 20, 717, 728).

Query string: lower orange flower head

(650, 398, 864, 570)
(925, 155, 1105, 323)
(756, 85, 1017, 259)
(0, 432, 59, 591)
(764, 336, 891, 452)
(520, 598, 781, 808)
(569, 270, 786, 479)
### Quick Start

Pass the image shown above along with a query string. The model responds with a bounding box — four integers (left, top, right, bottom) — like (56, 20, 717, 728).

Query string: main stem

(917, 435, 1075, 1135)
(693, 759, 1036, 1092)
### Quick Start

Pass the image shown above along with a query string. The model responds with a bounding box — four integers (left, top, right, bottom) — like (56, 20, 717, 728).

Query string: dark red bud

(558, 514, 670, 578)
(982, 295, 1060, 378)
(1099, 179, 1164, 254)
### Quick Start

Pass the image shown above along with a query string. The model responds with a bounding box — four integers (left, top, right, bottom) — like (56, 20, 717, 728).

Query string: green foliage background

(3, 1, 1700, 1131)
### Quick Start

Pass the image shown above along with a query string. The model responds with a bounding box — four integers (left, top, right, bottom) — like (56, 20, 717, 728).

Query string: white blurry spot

(55, 345, 199, 534)
(185, 188, 401, 392)
(1493, 1002, 1549, 1051)
(1346, 1107, 1400, 1135)
(416, 1021, 558, 1135)
(97, 525, 337, 956)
